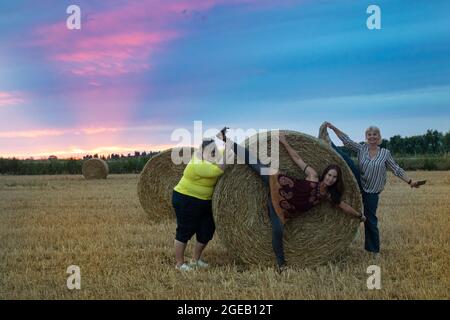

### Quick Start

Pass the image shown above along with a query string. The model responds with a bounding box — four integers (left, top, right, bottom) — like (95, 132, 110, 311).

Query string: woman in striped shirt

(323, 122, 422, 256)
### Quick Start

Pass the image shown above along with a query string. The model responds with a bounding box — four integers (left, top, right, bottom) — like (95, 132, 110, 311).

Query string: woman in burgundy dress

(216, 128, 365, 271)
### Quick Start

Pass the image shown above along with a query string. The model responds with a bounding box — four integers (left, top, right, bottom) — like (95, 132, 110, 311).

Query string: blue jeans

(331, 144, 362, 192)
(331, 143, 380, 253)
(232, 142, 286, 266)
(362, 192, 380, 253)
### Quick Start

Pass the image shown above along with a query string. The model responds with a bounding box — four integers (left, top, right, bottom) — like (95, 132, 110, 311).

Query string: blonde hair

(365, 126, 382, 145)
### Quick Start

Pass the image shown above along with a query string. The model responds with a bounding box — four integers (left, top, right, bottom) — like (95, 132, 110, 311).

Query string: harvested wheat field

(0, 172, 449, 299)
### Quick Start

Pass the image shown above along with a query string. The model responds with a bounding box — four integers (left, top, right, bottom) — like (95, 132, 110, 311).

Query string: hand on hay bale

(212, 130, 363, 268)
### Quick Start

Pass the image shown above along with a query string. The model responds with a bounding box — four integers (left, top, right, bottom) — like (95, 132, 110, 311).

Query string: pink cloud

(31, 2, 184, 77)
(0, 124, 172, 139)
(0, 129, 66, 139)
(81, 127, 121, 135)
(31, 0, 285, 78)
(46, 31, 178, 76)
(0, 92, 24, 107)
(1, 143, 175, 159)
(0, 123, 176, 158)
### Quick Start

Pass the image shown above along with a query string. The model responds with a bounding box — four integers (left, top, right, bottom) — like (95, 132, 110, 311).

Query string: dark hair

(201, 138, 215, 149)
(199, 138, 216, 159)
(319, 164, 344, 205)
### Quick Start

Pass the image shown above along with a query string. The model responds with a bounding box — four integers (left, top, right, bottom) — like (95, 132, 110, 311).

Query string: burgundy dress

(269, 173, 328, 224)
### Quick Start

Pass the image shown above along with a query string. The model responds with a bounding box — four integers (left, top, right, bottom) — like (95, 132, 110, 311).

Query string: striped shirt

(341, 134, 407, 194)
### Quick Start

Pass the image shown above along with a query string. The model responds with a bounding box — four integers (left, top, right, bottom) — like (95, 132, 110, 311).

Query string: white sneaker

(190, 259, 209, 269)
(175, 263, 193, 272)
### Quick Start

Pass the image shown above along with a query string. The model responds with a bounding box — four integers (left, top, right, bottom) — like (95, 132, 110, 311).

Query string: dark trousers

(232, 142, 286, 266)
(362, 192, 380, 252)
(172, 190, 215, 244)
(331, 143, 380, 253)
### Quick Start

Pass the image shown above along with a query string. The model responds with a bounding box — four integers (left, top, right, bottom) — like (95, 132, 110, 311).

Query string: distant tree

(380, 138, 388, 149)
(388, 135, 403, 154)
(444, 131, 450, 153)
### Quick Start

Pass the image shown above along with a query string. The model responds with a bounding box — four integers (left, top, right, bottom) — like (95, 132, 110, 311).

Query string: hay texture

(82, 158, 109, 180)
(138, 147, 195, 220)
(212, 130, 362, 268)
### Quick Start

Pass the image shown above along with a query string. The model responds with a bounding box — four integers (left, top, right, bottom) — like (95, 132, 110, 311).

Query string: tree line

(338, 129, 449, 156)
(0, 130, 449, 175)
(0, 152, 159, 175)
(379, 129, 449, 155)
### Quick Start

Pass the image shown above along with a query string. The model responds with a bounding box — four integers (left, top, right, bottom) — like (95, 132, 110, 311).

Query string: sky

(0, 0, 449, 159)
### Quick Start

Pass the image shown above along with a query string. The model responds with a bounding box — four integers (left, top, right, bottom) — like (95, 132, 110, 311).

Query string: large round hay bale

(212, 130, 362, 268)
(138, 147, 195, 220)
(82, 158, 109, 180)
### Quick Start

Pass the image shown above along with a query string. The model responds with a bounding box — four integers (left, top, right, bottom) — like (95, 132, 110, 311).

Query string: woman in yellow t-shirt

(172, 137, 225, 271)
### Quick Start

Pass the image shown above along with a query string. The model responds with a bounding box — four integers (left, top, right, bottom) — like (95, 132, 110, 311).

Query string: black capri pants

(172, 190, 215, 244)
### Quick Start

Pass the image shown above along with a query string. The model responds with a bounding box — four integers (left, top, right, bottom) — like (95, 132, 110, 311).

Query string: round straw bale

(138, 147, 195, 220)
(82, 158, 109, 180)
(212, 130, 362, 268)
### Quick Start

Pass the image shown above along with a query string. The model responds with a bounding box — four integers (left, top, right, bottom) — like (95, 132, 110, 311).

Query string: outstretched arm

(216, 128, 277, 176)
(338, 201, 366, 222)
(385, 150, 422, 188)
(324, 122, 363, 153)
(277, 132, 318, 181)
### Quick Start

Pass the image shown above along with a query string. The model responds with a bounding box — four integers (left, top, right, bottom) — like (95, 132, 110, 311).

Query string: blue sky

(0, 0, 449, 158)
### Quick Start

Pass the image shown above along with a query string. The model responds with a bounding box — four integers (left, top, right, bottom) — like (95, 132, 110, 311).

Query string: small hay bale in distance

(212, 130, 362, 268)
(82, 158, 109, 180)
(138, 147, 195, 220)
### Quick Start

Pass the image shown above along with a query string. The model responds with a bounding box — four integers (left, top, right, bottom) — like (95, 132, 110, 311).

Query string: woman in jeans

(322, 122, 423, 257)
(216, 128, 365, 271)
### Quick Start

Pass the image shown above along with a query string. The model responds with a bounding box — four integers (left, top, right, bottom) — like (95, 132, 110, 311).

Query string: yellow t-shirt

(174, 154, 224, 200)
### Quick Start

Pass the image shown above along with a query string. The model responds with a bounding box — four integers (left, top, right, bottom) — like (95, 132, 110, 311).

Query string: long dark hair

(319, 164, 344, 205)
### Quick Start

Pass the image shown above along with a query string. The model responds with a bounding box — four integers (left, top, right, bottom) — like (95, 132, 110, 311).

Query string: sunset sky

(1, 0, 449, 158)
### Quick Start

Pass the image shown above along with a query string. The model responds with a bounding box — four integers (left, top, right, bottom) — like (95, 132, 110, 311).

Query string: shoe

(372, 253, 380, 262)
(277, 263, 289, 274)
(190, 259, 209, 269)
(318, 122, 332, 146)
(175, 263, 193, 272)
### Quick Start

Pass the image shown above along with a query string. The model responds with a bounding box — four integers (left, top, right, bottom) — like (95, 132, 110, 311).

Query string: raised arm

(324, 122, 363, 153)
(278, 132, 318, 181)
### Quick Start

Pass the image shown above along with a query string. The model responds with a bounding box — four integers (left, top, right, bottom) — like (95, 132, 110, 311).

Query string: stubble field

(0, 171, 449, 299)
